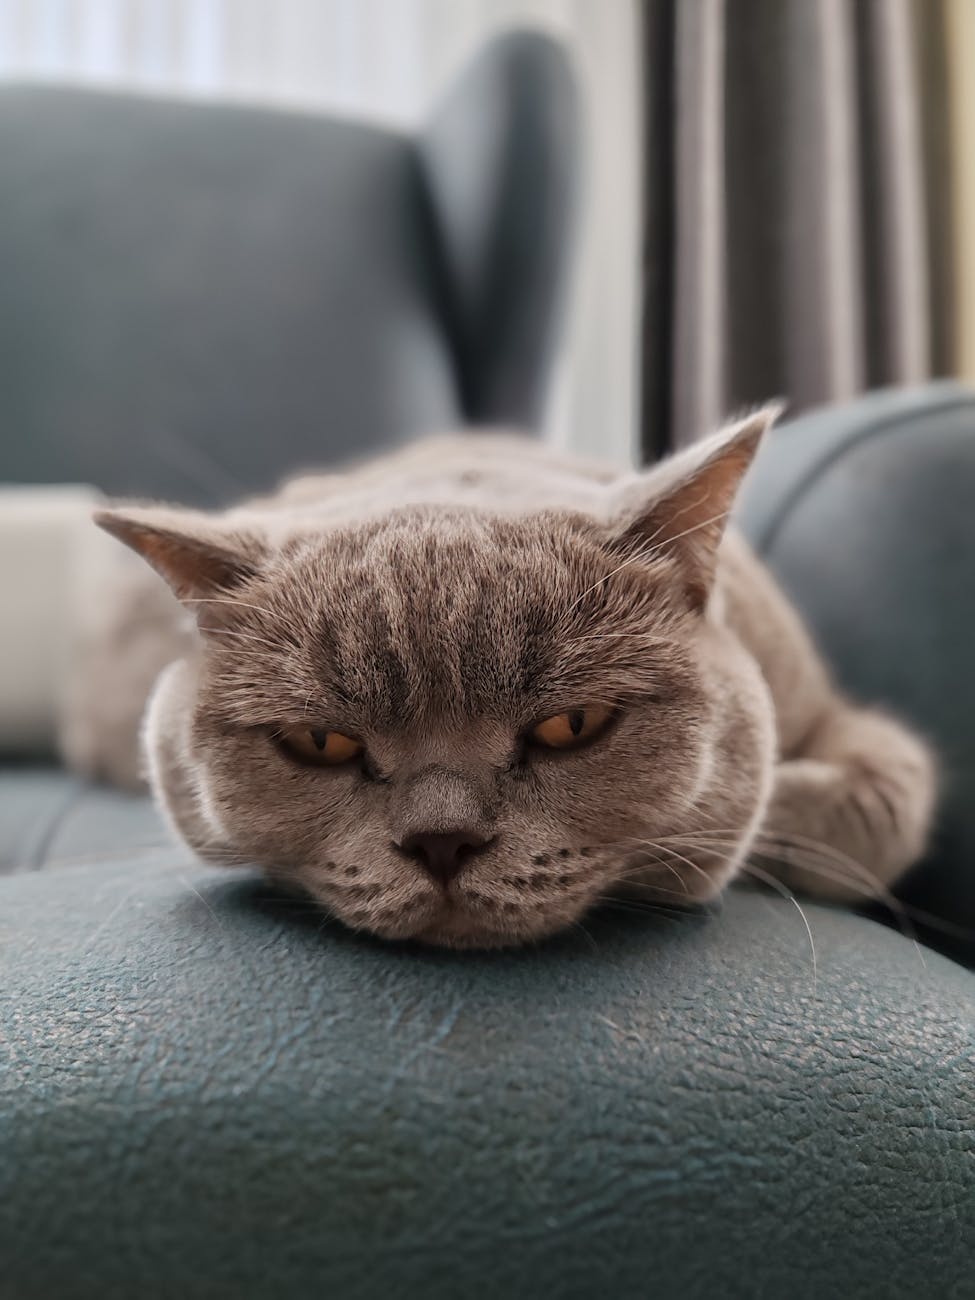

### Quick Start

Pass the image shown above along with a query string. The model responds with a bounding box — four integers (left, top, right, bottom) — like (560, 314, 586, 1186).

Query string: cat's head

(97, 412, 778, 948)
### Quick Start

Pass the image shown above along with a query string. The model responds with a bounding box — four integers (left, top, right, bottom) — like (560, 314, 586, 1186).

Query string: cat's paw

(758, 747, 933, 904)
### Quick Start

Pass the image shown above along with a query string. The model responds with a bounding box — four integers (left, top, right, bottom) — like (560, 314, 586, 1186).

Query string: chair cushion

(0, 768, 165, 873)
(2, 853, 972, 1298)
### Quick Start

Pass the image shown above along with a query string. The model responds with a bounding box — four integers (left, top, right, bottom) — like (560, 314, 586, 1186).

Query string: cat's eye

(529, 705, 615, 750)
(276, 726, 363, 767)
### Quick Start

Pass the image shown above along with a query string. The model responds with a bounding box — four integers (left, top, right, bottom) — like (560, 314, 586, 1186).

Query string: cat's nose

(398, 830, 494, 887)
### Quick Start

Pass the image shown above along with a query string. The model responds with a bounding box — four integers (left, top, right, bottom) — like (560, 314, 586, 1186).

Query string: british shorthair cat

(64, 410, 935, 948)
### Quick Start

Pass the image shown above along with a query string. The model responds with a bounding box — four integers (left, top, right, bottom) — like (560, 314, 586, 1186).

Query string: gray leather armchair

(0, 33, 575, 504)
(1, 34, 973, 1300)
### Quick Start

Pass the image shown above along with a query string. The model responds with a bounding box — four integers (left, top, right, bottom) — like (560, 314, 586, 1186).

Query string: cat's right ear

(94, 506, 266, 609)
(605, 404, 781, 609)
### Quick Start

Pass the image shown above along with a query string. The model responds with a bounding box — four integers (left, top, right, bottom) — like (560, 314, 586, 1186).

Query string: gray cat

(65, 410, 935, 948)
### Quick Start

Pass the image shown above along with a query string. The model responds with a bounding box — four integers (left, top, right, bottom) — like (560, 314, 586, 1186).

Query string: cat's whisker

(202, 627, 284, 652)
(630, 873, 693, 905)
(177, 873, 229, 931)
(566, 631, 671, 649)
(563, 504, 737, 621)
(606, 859, 693, 897)
(612, 873, 697, 896)
(597, 895, 691, 922)
(641, 829, 935, 975)
(567, 828, 897, 932)
(656, 826, 895, 900)
(599, 840, 692, 894)
(183, 596, 278, 618)
(738, 861, 819, 996)
(568, 919, 599, 952)
(615, 837, 716, 890)
(652, 857, 689, 894)
(751, 840, 927, 967)
(642, 505, 732, 553)
(195, 846, 260, 868)
(653, 826, 891, 900)
(753, 828, 904, 903)
(650, 826, 930, 959)
(561, 537, 669, 619)
(660, 824, 882, 882)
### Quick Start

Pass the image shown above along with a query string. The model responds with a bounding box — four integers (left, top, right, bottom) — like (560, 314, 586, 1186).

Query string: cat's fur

(66, 413, 936, 948)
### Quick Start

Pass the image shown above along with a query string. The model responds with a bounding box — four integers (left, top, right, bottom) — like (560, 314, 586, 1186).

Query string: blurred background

(1, 0, 974, 471)
(0, 0, 640, 464)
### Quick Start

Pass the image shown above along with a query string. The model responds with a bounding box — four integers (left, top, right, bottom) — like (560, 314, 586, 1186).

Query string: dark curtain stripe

(724, 0, 791, 417)
(639, 0, 677, 461)
(639, 0, 947, 459)
(912, 0, 956, 377)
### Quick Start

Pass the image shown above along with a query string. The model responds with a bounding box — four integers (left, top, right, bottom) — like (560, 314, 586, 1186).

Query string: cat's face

(101, 414, 778, 948)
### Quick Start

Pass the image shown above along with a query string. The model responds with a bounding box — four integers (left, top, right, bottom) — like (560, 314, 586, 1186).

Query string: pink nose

(397, 830, 494, 886)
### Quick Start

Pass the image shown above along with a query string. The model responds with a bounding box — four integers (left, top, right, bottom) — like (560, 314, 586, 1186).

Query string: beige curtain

(945, 0, 975, 383)
(641, 0, 954, 453)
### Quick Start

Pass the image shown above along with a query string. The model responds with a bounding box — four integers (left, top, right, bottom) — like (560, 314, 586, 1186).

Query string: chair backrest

(0, 32, 577, 505)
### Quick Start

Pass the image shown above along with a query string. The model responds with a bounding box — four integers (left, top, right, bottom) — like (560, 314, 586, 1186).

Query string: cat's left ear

(94, 505, 267, 610)
(607, 404, 783, 609)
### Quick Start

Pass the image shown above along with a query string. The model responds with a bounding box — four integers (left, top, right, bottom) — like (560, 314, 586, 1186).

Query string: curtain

(945, 0, 975, 384)
(641, 0, 959, 454)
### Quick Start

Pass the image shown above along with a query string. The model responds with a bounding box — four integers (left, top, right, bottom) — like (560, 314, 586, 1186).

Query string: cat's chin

(409, 918, 557, 951)
(343, 897, 570, 951)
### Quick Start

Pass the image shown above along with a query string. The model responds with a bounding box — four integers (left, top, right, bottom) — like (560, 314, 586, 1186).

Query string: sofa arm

(736, 383, 975, 964)
(2, 854, 973, 1298)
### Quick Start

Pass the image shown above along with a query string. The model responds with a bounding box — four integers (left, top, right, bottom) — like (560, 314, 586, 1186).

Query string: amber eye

(529, 705, 615, 750)
(276, 727, 363, 767)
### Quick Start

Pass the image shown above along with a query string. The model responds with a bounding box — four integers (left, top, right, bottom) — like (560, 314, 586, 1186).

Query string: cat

(64, 409, 936, 948)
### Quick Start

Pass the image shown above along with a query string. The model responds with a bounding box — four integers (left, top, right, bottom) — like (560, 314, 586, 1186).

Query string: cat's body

(69, 417, 936, 947)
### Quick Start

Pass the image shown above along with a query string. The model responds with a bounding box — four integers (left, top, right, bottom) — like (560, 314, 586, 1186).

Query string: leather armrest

(736, 383, 975, 964)
(3, 853, 972, 1297)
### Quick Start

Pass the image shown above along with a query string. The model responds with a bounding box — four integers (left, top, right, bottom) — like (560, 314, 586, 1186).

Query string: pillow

(0, 486, 111, 755)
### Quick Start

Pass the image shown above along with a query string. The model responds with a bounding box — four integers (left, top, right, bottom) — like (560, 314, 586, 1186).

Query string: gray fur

(70, 416, 936, 948)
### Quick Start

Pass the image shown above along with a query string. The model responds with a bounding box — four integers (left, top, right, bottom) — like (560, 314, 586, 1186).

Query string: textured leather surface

(0, 768, 165, 874)
(2, 854, 973, 1299)
(737, 384, 975, 964)
(0, 32, 576, 505)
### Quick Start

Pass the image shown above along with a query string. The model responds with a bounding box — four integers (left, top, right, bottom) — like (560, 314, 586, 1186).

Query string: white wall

(0, 0, 641, 464)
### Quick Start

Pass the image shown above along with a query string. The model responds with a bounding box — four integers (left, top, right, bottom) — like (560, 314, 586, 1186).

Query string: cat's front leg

(756, 706, 936, 903)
